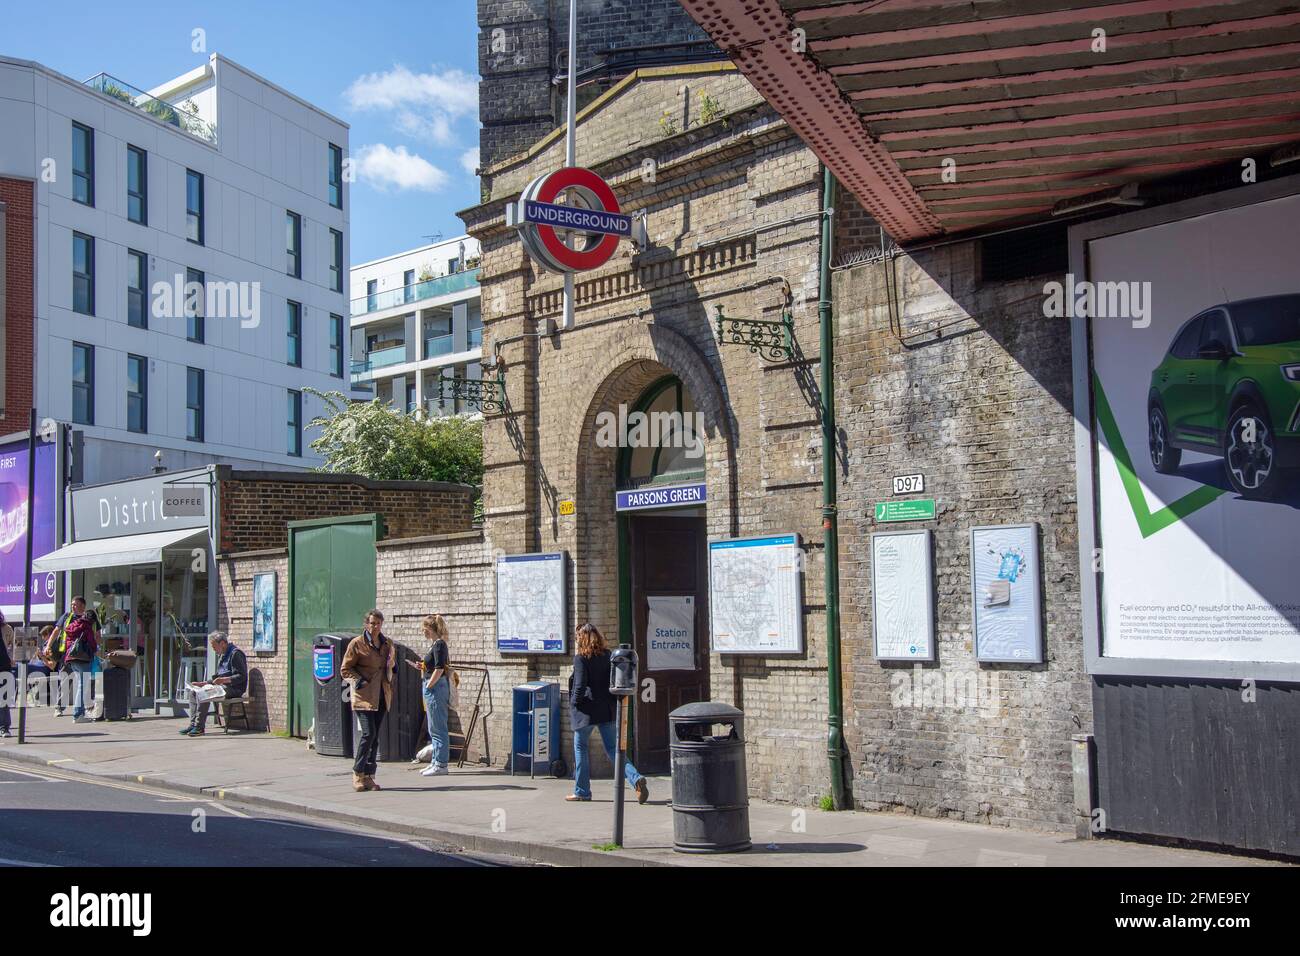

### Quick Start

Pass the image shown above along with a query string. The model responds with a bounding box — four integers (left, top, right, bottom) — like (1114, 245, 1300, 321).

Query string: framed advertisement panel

(970, 523, 1042, 663)
(1070, 174, 1300, 681)
(0, 432, 61, 620)
(495, 552, 568, 654)
(871, 529, 935, 662)
(708, 533, 804, 655)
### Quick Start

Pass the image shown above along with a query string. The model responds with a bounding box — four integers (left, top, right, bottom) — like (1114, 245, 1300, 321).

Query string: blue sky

(6, 0, 483, 264)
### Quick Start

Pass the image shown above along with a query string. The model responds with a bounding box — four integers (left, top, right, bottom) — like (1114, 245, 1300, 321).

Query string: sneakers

(0, 729, 10, 738)
(565, 794, 591, 802)
(73, 715, 92, 724)
(179, 725, 196, 735)
(420, 765, 448, 777)
(633, 778, 650, 805)
(186, 727, 205, 737)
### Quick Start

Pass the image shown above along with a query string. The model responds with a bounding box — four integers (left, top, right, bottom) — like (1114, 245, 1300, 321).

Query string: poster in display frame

(707, 533, 804, 655)
(0, 428, 65, 621)
(252, 571, 277, 653)
(870, 528, 935, 662)
(1070, 174, 1300, 682)
(495, 552, 569, 655)
(969, 523, 1043, 664)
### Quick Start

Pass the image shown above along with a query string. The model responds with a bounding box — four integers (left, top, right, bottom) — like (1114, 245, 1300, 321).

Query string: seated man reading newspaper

(181, 632, 248, 737)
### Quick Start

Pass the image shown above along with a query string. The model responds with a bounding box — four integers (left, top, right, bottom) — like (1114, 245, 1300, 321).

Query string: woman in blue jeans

(566, 623, 648, 804)
(418, 614, 452, 777)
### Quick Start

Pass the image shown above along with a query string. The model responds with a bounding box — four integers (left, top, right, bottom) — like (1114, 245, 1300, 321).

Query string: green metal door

(288, 514, 382, 736)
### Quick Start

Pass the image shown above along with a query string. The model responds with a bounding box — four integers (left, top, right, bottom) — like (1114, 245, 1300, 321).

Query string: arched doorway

(616, 375, 710, 773)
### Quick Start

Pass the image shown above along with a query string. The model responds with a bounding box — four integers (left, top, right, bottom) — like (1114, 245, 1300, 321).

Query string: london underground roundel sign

(510, 167, 633, 274)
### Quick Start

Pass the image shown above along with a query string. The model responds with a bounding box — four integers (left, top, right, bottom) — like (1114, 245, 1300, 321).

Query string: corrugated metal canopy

(677, 0, 1300, 242)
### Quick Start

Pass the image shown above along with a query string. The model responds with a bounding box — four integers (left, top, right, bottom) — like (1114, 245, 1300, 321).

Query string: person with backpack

(62, 601, 99, 723)
(49, 596, 92, 716)
(566, 623, 649, 804)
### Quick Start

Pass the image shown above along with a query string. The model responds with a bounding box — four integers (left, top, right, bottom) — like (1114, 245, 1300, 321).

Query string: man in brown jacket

(341, 609, 396, 792)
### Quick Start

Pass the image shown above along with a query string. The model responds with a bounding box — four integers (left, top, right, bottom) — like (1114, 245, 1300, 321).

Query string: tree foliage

(304, 389, 483, 487)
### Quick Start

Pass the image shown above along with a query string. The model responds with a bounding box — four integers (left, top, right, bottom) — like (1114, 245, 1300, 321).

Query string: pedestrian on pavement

(48, 598, 88, 715)
(62, 604, 99, 723)
(566, 623, 648, 804)
(416, 614, 453, 777)
(0, 611, 13, 737)
(342, 610, 395, 793)
(181, 632, 248, 736)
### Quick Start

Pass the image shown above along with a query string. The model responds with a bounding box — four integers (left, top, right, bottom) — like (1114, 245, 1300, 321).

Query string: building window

(72, 343, 94, 425)
(186, 268, 205, 342)
(186, 169, 204, 244)
(366, 279, 377, 312)
(286, 211, 301, 278)
(330, 229, 343, 293)
(72, 122, 94, 206)
(127, 145, 147, 225)
(127, 249, 147, 329)
(287, 389, 302, 457)
(330, 313, 344, 377)
(329, 143, 343, 209)
(127, 354, 147, 434)
(287, 300, 302, 367)
(186, 368, 204, 442)
(403, 269, 415, 303)
(73, 232, 95, 315)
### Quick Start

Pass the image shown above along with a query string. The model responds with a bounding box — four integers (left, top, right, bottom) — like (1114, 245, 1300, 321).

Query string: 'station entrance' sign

(647, 595, 695, 670)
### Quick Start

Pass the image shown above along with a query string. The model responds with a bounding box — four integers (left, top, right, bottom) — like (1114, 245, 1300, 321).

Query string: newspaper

(186, 683, 226, 704)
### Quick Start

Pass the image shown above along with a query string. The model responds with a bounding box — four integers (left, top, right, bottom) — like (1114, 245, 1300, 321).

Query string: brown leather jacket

(340, 632, 395, 712)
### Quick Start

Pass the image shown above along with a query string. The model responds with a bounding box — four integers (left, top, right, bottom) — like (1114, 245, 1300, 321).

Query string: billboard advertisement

(0, 438, 58, 620)
(1086, 191, 1300, 667)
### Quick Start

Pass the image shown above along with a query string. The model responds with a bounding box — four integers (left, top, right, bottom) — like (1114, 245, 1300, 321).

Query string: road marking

(46, 759, 73, 764)
(0, 856, 53, 867)
(0, 766, 67, 781)
(207, 801, 248, 818)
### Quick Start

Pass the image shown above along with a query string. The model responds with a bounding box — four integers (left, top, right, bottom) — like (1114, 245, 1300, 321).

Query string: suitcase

(101, 665, 131, 721)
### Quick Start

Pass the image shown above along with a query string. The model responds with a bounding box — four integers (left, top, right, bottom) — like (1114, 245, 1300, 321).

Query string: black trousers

(353, 701, 386, 775)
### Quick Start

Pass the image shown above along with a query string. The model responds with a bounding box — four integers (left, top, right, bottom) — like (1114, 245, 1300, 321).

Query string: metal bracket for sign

(714, 305, 795, 362)
(438, 366, 506, 413)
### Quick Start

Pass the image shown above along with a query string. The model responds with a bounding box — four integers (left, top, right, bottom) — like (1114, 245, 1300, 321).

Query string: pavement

(0, 708, 1283, 868)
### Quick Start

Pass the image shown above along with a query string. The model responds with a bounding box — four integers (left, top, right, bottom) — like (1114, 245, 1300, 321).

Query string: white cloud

(345, 65, 478, 146)
(353, 144, 449, 193)
(459, 146, 479, 176)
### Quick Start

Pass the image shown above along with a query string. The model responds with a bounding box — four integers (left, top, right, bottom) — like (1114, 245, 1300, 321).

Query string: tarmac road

(0, 761, 512, 867)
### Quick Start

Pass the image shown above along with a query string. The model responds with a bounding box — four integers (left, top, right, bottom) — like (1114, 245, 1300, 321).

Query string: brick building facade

(213, 472, 477, 732)
(0, 178, 34, 430)
(430, 49, 1089, 828)
(478, 0, 715, 172)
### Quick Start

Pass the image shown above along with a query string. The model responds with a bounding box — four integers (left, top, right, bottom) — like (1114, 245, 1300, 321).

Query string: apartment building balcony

(83, 73, 217, 145)
(352, 267, 479, 319)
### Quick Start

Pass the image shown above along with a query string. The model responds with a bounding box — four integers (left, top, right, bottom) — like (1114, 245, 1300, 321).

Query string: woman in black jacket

(566, 623, 648, 804)
(0, 611, 13, 737)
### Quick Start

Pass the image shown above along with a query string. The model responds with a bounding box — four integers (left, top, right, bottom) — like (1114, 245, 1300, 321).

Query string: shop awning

(32, 527, 208, 573)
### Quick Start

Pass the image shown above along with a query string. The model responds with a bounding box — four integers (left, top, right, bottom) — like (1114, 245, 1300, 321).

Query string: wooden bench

(211, 689, 254, 733)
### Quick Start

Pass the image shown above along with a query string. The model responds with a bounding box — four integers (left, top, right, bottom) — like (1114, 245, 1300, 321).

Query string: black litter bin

(669, 702, 751, 853)
(352, 640, 424, 762)
(313, 634, 353, 757)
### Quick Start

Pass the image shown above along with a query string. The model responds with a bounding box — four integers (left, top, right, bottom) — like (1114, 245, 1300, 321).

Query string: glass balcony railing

(349, 343, 408, 377)
(84, 73, 217, 145)
(425, 334, 455, 359)
(468, 326, 483, 348)
(353, 267, 479, 316)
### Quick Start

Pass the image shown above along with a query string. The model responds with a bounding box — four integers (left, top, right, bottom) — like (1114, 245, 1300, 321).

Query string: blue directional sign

(523, 199, 632, 238)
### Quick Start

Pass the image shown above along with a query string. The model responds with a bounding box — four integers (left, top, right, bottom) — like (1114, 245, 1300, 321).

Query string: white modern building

(349, 236, 483, 416)
(0, 52, 351, 483)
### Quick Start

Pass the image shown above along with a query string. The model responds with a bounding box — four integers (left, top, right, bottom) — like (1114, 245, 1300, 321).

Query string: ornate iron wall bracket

(714, 305, 795, 362)
(438, 367, 506, 413)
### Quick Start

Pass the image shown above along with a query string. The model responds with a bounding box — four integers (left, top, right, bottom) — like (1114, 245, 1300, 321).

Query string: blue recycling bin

(510, 681, 565, 778)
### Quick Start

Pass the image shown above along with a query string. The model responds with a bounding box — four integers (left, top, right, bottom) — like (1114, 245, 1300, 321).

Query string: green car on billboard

(1148, 294, 1300, 500)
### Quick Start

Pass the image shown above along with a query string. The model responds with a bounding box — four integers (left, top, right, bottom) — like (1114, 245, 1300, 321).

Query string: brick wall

(0, 178, 35, 428)
(214, 549, 289, 733)
(832, 246, 1087, 831)
(477, 0, 714, 171)
(217, 470, 476, 553)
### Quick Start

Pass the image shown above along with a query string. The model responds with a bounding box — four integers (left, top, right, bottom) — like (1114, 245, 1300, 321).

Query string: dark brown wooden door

(629, 513, 709, 773)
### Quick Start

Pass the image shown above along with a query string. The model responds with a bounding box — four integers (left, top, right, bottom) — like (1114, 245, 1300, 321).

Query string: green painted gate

(287, 514, 383, 737)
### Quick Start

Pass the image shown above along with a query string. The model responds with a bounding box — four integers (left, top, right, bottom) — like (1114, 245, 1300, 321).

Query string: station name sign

(616, 482, 707, 512)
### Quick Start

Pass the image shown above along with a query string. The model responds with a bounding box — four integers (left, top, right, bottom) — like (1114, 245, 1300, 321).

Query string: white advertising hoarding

(1086, 190, 1300, 668)
(871, 529, 934, 661)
